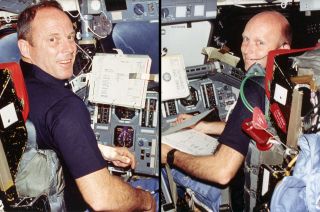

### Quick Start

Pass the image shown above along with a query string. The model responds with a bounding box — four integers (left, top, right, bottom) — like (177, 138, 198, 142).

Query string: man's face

(27, 8, 76, 80)
(241, 16, 284, 71)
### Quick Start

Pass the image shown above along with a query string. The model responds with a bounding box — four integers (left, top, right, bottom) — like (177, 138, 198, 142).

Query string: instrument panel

(161, 0, 217, 24)
(161, 62, 244, 131)
(82, 0, 159, 23)
(90, 91, 159, 176)
(161, 78, 238, 131)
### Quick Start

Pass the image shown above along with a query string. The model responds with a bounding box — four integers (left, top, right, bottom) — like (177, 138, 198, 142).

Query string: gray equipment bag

(15, 120, 66, 212)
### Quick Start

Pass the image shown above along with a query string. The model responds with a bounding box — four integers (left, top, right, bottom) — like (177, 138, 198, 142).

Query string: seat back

(0, 62, 29, 121)
(0, 62, 29, 206)
(0, 62, 56, 210)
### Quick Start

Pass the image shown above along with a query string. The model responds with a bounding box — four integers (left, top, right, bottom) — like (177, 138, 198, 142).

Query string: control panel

(83, 0, 159, 23)
(300, 0, 320, 11)
(161, 78, 238, 131)
(161, 62, 244, 131)
(186, 61, 245, 88)
(90, 91, 159, 176)
(161, 0, 217, 24)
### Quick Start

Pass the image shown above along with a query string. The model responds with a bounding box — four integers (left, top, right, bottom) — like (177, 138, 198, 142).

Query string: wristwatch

(167, 149, 178, 167)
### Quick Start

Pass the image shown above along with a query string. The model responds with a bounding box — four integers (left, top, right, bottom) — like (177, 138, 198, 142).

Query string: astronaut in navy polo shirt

(17, 1, 155, 211)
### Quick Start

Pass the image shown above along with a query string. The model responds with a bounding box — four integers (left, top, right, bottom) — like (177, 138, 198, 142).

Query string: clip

(242, 118, 273, 151)
(129, 73, 159, 82)
(113, 48, 124, 55)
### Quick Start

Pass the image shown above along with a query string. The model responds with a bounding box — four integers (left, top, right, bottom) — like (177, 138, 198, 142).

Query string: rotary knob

(134, 4, 144, 16)
(161, 8, 169, 18)
(138, 139, 144, 146)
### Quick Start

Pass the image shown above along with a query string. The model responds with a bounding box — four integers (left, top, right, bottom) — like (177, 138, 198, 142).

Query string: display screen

(105, 0, 127, 11)
(115, 106, 136, 120)
(114, 126, 134, 148)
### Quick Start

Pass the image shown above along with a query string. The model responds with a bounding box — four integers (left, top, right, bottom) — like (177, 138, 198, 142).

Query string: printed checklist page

(89, 53, 151, 109)
(162, 128, 219, 155)
(161, 54, 190, 101)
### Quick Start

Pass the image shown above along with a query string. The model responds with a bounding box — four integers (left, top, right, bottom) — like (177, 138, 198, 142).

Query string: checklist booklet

(88, 52, 151, 109)
(161, 54, 190, 101)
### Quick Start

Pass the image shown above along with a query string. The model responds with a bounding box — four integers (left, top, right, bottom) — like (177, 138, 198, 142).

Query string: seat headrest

(0, 62, 29, 121)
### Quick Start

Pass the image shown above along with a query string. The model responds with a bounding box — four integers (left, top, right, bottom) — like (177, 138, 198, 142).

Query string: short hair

(17, 0, 64, 45)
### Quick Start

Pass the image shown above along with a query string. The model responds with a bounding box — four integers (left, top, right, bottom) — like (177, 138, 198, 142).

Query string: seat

(0, 62, 49, 210)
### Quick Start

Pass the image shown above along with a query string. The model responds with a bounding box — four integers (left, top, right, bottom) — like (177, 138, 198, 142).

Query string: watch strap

(167, 148, 178, 167)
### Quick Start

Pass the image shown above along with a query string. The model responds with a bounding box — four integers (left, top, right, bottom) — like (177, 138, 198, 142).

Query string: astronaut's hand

(161, 144, 173, 164)
(175, 113, 193, 125)
(98, 144, 136, 169)
(176, 113, 201, 130)
(176, 113, 209, 133)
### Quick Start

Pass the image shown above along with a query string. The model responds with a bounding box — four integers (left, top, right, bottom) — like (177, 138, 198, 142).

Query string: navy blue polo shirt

(20, 60, 106, 210)
(219, 78, 265, 156)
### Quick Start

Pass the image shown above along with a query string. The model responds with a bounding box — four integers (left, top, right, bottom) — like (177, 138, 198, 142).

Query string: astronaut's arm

(195, 121, 226, 135)
(162, 143, 244, 185)
(75, 168, 155, 211)
(176, 113, 226, 135)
